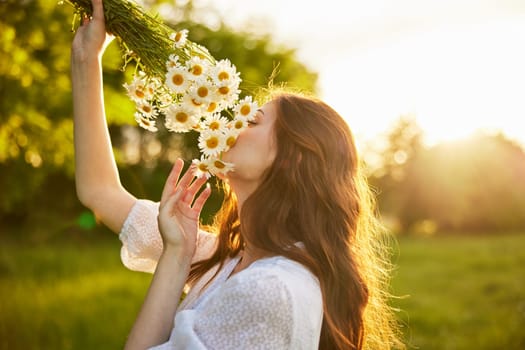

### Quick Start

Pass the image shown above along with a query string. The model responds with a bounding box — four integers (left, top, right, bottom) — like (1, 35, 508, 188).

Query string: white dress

(119, 199, 323, 350)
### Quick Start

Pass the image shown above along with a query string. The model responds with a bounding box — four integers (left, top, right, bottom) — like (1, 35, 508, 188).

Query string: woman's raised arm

(71, 0, 136, 233)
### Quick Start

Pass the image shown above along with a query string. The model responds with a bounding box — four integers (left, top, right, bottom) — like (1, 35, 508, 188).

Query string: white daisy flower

(169, 29, 189, 49)
(186, 56, 210, 79)
(165, 104, 199, 133)
(191, 157, 212, 179)
(229, 117, 248, 133)
(165, 66, 190, 94)
(166, 54, 181, 69)
(157, 90, 175, 106)
(193, 43, 211, 58)
(208, 158, 235, 177)
(188, 77, 215, 105)
(124, 74, 151, 102)
(198, 129, 227, 157)
(211, 59, 240, 85)
(134, 112, 158, 132)
(136, 100, 158, 118)
(182, 92, 205, 113)
(202, 113, 229, 133)
(234, 96, 258, 121)
(223, 128, 239, 151)
(203, 100, 220, 116)
(145, 76, 162, 95)
(216, 81, 240, 109)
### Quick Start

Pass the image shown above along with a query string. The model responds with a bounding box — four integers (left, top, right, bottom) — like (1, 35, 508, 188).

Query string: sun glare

(320, 17, 525, 148)
(206, 0, 525, 149)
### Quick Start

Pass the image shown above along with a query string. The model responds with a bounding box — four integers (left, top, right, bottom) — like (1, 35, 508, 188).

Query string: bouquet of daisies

(64, 0, 258, 178)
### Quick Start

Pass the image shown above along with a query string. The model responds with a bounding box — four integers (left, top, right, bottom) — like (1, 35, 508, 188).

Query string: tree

(409, 133, 525, 232)
(368, 115, 425, 232)
(370, 118, 525, 233)
(0, 0, 318, 233)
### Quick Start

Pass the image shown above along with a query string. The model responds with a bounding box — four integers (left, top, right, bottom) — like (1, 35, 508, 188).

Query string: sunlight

(320, 17, 525, 148)
(206, 0, 525, 149)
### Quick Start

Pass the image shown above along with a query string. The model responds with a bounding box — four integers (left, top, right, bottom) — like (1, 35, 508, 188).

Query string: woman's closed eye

(248, 109, 264, 127)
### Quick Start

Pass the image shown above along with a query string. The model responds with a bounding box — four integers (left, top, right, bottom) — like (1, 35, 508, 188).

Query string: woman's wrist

(71, 56, 102, 88)
(71, 47, 103, 66)
(160, 244, 193, 269)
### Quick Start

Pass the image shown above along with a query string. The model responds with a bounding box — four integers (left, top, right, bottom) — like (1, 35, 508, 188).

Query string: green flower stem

(64, 0, 215, 77)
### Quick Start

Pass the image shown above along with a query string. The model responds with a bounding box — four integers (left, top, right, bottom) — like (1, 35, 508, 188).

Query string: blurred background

(1, 0, 524, 349)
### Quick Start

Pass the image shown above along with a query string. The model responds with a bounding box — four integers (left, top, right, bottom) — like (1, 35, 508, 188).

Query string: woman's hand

(125, 159, 209, 349)
(71, 0, 114, 63)
(158, 159, 212, 262)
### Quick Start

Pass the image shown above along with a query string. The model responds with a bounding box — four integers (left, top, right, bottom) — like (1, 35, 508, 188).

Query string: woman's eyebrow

(257, 109, 265, 115)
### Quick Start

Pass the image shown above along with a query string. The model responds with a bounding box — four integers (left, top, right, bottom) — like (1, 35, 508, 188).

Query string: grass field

(391, 233, 525, 350)
(1, 232, 524, 349)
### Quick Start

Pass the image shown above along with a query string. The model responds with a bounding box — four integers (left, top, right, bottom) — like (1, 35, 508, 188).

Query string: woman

(71, 0, 403, 349)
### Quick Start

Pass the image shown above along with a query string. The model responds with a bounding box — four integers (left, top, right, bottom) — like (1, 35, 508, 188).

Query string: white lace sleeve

(119, 199, 217, 273)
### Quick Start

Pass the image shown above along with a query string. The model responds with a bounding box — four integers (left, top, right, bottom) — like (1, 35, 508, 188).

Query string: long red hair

(190, 91, 403, 349)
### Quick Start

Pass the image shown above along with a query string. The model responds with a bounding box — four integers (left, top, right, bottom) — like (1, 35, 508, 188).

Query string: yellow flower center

(218, 71, 229, 81)
(135, 89, 145, 99)
(172, 74, 184, 86)
(198, 163, 208, 172)
(218, 86, 230, 95)
(226, 136, 236, 147)
(141, 105, 152, 113)
(192, 99, 202, 107)
(207, 102, 217, 113)
(175, 32, 182, 42)
(209, 121, 220, 130)
(192, 65, 203, 76)
(240, 105, 251, 116)
(197, 86, 209, 98)
(206, 137, 219, 149)
(214, 160, 225, 169)
(234, 120, 244, 129)
(176, 112, 188, 123)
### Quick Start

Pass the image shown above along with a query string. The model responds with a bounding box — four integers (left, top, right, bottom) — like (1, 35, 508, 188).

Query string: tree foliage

(2, 0, 523, 235)
(371, 117, 525, 233)
(0, 0, 317, 230)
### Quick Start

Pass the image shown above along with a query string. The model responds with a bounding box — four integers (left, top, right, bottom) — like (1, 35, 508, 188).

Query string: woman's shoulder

(226, 256, 322, 306)
(250, 255, 319, 284)
(212, 255, 323, 346)
(182, 256, 323, 350)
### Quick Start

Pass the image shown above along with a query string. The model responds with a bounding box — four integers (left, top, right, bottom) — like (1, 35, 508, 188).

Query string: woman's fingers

(91, 0, 105, 22)
(160, 159, 184, 203)
(161, 159, 207, 204)
(175, 165, 197, 195)
(160, 159, 210, 223)
(157, 187, 186, 246)
(182, 175, 208, 205)
(191, 184, 212, 214)
(161, 187, 185, 217)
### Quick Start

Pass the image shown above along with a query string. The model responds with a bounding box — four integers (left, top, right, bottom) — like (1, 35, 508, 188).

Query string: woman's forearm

(124, 248, 191, 350)
(71, 55, 135, 232)
(72, 56, 117, 198)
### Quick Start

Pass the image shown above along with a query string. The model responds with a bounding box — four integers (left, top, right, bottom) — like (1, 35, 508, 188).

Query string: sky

(195, 0, 525, 149)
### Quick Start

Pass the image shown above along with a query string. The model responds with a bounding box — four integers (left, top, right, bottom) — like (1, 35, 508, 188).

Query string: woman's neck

(231, 243, 271, 276)
(224, 177, 259, 212)
(226, 179, 273, 276)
